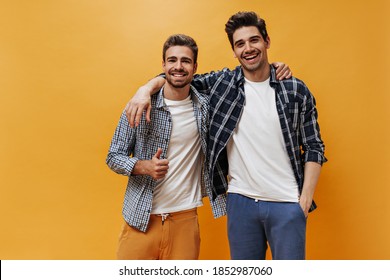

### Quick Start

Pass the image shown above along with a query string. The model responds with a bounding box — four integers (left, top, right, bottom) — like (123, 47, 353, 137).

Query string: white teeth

(245, 55, 257, 60)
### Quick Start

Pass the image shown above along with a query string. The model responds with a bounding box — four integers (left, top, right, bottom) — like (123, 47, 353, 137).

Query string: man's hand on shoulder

(272, 62, 292, 80)
(125, 85, 152, 128)
(125, 76, 165, 127)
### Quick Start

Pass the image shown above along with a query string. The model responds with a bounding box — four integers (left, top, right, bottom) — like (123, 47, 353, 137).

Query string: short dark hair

(162, 34, 198, 64)
(225, 11, 268, 49)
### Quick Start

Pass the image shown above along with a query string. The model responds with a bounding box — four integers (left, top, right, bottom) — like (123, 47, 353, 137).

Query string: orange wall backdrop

(1, 0, 389, 260)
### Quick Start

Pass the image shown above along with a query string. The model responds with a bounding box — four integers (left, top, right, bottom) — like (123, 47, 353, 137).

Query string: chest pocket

(137, 126, 168, 159)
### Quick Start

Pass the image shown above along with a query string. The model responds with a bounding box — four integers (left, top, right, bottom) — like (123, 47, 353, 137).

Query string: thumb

(153, 148, 163, 159)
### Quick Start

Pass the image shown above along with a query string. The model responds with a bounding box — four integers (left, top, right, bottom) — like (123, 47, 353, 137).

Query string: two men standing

(108, 11, 326, 260)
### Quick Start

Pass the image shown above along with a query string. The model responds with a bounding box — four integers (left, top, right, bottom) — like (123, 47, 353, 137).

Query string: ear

(233, 51, 237, 58)
(265, 36, 271, 49)
(162, 60, 166, 70)
(193, 63, 198, 74)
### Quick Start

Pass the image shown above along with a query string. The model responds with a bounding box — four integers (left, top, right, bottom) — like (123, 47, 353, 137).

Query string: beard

(166, 79, 189, 88)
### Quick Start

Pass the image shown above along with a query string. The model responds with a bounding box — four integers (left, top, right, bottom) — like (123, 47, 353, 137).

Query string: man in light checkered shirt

(107, 34, 226, 260)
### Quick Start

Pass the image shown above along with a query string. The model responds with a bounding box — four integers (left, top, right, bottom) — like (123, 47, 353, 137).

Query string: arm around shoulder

(191, 67, 234, 93)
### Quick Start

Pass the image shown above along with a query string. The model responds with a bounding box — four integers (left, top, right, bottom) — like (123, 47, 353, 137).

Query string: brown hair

(225, 11, 268, 49)
(162, 34, 198, 64)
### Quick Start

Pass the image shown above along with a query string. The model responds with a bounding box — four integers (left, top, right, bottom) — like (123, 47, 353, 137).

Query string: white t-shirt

(227, 78, 299, 202)
(151, 94, 203, 214)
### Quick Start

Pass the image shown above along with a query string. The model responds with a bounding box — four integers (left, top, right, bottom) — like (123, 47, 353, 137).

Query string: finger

(156, 165, 169, 172)
(158, 159, 169, 165)
(274, 65, 284, 80)
(125, 103, 132, 126)
(154, 170, 168, 179)
(156, 170, 168, 176)
(277, 66, 290, 80)
(153, 148, 163, 159)
(277, 71, 285, 81)
(135, 105, 144, 127)
(128, 106, 137, 128)
(159, 169, 168, 175)
(273, 62, 282, 73)
(146, 105, 152, 123)
(279, 70, 291, 80)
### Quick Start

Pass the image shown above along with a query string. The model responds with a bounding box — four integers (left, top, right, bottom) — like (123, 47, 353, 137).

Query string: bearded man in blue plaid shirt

(125, 11, 326, 260)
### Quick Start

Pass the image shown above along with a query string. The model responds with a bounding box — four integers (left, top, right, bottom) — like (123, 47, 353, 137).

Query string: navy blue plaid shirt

(192, 65, 327, 212)
(106, 85, 227, 232)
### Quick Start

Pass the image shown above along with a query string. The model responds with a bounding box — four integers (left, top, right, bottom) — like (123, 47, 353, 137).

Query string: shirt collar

(235, 66, 245, 86)
(236, 64, 278, 85)
(269, 64, 279, 85)
(155, 88, 165, 108)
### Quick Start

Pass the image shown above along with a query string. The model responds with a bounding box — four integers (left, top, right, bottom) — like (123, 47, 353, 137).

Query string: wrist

(140, 84, 153, 96)
(132, 160, 148, 175)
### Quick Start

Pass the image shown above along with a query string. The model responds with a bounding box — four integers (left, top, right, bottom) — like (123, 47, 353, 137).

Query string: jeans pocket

(295, 203, 307, 221)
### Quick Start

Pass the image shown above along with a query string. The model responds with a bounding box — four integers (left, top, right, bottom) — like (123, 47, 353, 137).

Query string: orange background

(1, 0, 389, 260)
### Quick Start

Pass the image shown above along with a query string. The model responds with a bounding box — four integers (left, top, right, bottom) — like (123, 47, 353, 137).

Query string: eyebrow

(166, 56, 193, 62)
(234, 35, 262, 46)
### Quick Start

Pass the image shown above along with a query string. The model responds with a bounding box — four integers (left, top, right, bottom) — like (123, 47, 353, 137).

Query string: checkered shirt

(106, 85, 227, 232)
(192, 65, 327, 212)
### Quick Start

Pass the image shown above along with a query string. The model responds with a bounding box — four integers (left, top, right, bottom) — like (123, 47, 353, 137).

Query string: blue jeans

(227, 193, 307, 260)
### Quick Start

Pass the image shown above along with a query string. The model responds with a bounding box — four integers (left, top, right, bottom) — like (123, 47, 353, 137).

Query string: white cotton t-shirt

(151, 94, 203, 214)
(226, 78, 299, 202)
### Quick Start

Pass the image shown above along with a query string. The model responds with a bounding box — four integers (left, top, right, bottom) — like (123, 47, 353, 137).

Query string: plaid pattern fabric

(106, 85, 226, 232)
(192, 65, 326, 212)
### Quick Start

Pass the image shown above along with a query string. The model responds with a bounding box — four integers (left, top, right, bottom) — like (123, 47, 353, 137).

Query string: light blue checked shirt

(106, 85, 226, 232)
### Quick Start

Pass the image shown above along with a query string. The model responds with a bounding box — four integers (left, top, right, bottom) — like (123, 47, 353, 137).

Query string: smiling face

(232, 26, 270, 81)
(163, 45, 197, 89)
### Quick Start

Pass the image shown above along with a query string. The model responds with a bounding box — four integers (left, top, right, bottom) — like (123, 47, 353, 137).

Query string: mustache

(169, 69, 188, 74)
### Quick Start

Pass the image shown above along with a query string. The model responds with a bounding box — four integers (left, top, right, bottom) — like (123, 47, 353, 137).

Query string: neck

(242, 63, 270, 82)
(163, 82, 191, 101)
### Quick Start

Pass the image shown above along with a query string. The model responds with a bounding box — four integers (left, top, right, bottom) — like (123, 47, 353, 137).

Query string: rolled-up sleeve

(300, 90, 327, 165)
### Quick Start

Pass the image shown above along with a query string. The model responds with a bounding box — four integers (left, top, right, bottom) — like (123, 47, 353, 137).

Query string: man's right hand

(132, 148, 169, 180)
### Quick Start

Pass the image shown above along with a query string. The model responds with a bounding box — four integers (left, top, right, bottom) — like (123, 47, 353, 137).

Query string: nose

(174, 61, 184, 70)
(244, 41, 254, 53)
